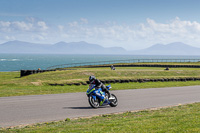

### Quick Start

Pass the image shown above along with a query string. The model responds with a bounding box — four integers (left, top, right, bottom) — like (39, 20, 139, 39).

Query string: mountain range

(132, 42, 200, 55)
(0, 41, 200, 55)
(0, 41, 126, 54)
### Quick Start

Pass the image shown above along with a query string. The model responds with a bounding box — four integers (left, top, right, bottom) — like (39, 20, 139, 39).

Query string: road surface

(0, 86, 200, 128)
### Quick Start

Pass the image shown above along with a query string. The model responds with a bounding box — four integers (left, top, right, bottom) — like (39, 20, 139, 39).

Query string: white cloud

(5, 36, 15, 40)
(12, 21, 33, 31)
(0, 19, 49, 44)
(46, 17, 200, 49)
(0, 21, 10, 27)
(68, 21, 78, 27)
(0, 20, 48, 32)
(58, 25, 64, 32)
(0, 21, 11, 32)
(80, 18, 88, 24)
(37, 21, 48, 31)
(1, 17, 200, 50)
(31, 34, 46, 41)
(138, 17, 200, 46)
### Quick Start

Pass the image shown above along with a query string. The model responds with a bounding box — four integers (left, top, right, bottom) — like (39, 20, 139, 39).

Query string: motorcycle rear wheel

(88, 95, 99, 108)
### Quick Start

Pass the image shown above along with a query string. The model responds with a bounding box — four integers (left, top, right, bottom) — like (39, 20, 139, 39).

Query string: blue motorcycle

(86, 84, 118, 108)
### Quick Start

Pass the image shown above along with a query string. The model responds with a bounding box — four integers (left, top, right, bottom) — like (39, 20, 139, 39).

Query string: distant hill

(131, 42, 200, 55)
(0, 41, 200, 55)
(0, 41, 50, 53)
(0, 40, 126, 54)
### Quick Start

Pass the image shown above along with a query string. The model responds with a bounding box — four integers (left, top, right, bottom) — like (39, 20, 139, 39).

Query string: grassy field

(1, 102, 200, 132)
(1, 64, 200, 97)
(1, 63, 200, 132)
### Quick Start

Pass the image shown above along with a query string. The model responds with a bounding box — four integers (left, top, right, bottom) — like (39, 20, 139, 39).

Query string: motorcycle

(86, 84, 118, 108)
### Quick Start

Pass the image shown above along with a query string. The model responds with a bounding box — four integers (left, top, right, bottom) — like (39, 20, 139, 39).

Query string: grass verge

(1, 81, 200, 97)
(1, 102, 200, 132)
(1, 66, 200, 97)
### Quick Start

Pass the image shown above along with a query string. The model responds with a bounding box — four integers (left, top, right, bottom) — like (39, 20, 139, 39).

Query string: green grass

(1, 65, 200, 97)
(2, 67, 200, 85)
(1, 102, 200, 132)
(1, 81, 200, 97)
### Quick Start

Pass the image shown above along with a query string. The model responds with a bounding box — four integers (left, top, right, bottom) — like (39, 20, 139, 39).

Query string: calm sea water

(0, 53, 200, 71)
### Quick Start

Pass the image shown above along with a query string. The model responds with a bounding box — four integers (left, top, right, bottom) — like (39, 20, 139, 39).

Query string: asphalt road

(1, 85, 200, 128)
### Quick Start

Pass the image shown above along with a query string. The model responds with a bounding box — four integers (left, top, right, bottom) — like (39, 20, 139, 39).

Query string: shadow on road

(63, 106, 92, 109)
(63, 105, 110, 110)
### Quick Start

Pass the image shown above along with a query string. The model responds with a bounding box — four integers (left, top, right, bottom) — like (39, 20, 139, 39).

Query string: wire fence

(46, 58, 200, 70)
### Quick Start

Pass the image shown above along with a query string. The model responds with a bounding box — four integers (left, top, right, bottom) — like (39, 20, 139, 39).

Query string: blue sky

(0, 0, 200, 50)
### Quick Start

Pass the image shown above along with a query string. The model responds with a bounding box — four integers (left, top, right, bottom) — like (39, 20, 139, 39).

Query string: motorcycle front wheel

(109, 94, 118, 107)
(88, 95, 99, 108)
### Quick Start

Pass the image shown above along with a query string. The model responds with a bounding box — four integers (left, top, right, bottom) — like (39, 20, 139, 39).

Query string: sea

(0, 53, 200, 72)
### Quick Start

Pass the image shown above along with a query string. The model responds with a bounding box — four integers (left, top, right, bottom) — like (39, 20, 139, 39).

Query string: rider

(89, 75, 111, 99)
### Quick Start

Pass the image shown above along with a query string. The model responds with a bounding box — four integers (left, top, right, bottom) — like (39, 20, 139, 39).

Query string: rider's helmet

(89, 75, 96, 83)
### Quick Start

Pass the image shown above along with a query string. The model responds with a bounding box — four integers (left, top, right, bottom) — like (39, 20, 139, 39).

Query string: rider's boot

(100, 99, 105, 106)
(106, 91, 115, 100)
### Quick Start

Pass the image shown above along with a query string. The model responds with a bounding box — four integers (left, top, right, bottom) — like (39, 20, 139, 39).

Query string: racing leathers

(91, 79, 111, 98)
